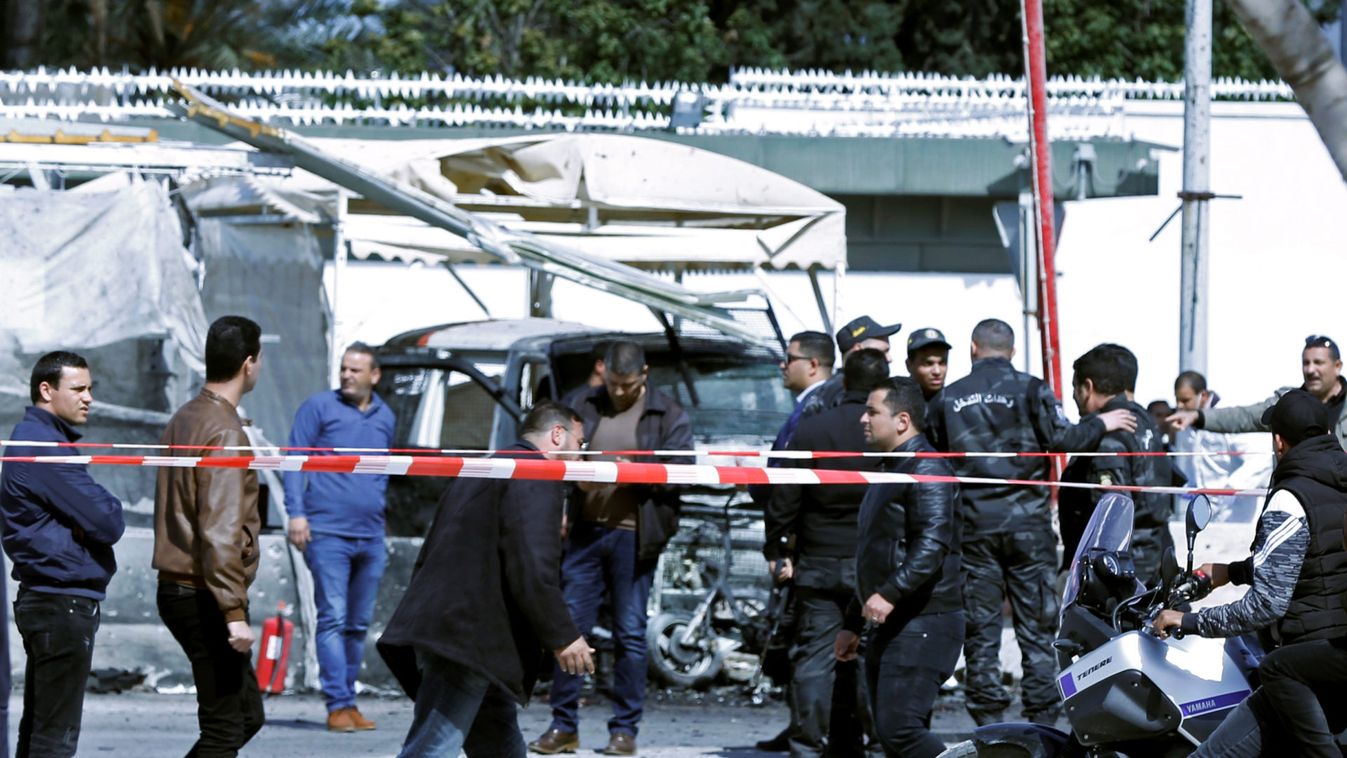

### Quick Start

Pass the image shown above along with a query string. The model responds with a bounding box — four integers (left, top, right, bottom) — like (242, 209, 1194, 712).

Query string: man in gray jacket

(1169, 335, 1347, 451)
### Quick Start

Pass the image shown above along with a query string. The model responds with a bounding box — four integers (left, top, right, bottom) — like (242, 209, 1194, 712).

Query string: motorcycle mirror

(1185, 495, 1212, 576)
(1160, 547, 1179, 588)
(1186, 496, 1213, 536)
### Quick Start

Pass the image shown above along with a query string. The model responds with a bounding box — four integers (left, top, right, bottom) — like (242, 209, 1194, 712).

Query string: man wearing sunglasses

(1169, 335, 1347, 452)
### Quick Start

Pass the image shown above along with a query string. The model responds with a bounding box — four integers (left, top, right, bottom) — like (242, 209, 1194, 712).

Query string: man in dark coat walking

(378, 402, 594, 757)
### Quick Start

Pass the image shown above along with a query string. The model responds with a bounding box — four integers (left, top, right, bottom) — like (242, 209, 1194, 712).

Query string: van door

(376, 354, 520, 536)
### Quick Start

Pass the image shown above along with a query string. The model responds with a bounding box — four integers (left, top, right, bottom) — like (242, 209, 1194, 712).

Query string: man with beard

(766, 348, 889, 757)
(835, 377, 963, 758)
(1169, 335, 1347, 451)
(1059, 344, 1176, 587)
(283, 343, 396, 731)
(379, 402, 593, 757)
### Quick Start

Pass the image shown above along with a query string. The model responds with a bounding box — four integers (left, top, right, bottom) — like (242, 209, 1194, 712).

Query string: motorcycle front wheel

(646, 611, 724, 688)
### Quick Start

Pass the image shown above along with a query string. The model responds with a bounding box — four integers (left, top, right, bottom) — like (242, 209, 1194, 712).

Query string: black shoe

(969, 708, 1006, 727)
(1027, 709, 1061, 727)
(754, 727, 791, 752)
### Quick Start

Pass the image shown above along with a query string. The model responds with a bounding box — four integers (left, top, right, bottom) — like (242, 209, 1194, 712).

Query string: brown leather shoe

(602, 732, 637, 756)
(527, 728, 579, 754)
(346, 707, 376, 731)
(326, 708, 356, 733)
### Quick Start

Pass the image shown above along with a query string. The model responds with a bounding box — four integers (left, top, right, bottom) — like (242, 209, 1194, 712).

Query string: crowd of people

(1, 313, 1346, 758)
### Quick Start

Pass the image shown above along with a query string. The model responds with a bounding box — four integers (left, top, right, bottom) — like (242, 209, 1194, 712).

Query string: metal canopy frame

(169, 82, 782, 350)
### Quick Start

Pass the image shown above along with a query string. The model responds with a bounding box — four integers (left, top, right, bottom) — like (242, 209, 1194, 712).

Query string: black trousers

(961, 530, 1060, 718)
(1255, 637, 1347, 758)
(864, 611, 964, 758)
(13, 589, 99, 758)
(158, 584, 265, 757)
(789, 556, 871, 758)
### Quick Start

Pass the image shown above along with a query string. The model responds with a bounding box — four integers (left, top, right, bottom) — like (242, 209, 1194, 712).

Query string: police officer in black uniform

(1060, 343, 1176, 588)
(766, 349, 890, 757)
(925, 319, 1135, 726)
(808, 316, 901, 416)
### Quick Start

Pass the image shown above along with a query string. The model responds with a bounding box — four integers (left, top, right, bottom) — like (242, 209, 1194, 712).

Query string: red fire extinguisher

(256, 601, 294, 695)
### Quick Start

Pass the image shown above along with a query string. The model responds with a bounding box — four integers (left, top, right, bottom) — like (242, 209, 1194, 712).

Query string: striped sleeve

(1195, 490, 1308, 638)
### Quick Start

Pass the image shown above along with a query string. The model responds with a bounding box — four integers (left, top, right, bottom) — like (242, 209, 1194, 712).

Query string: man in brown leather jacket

(154, 315, 265, 757)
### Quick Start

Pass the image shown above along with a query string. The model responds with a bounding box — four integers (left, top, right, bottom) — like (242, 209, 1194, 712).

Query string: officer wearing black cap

(905, 328, 951, 401)
(1170, 335, 1347, 452)
(806, 316, 900, 418)
(1156, 389, 1347, 757)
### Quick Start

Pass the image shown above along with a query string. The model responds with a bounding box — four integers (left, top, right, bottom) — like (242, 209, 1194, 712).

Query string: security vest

(1265, 435, 1347, 645)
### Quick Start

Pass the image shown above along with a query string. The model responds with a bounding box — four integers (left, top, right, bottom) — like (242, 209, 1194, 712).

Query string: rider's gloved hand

(1172, 569, 1213, 603)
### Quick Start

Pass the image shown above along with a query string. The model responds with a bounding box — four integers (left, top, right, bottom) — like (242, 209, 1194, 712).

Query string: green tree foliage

(2, 0, 1341, 82)
(1044, 0, 1340, 82)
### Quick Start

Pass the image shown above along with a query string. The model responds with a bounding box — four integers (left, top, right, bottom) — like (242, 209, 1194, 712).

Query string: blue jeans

(548, 523, 654, 737)
(398, 652, 525, 758)
(1190, 698, 1263, 758)
(305, 533, 388, 711)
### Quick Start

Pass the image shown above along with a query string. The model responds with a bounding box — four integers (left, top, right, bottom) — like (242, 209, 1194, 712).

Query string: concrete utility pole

(1179, 0, 1212, 375)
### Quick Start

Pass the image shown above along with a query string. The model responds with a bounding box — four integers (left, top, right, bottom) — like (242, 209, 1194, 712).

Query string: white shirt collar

(796, 378, 828, 403)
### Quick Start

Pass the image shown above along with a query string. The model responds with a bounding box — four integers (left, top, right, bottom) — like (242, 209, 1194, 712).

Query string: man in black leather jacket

(766, 349, 889, 757)
(926, 319, 1135, 726)
(834, 377, 962, 758)
(1060, 343, 1177, 588)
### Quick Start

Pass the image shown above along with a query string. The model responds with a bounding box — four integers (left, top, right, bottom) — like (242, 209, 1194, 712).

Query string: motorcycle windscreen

(1061, 494, 1135, 619)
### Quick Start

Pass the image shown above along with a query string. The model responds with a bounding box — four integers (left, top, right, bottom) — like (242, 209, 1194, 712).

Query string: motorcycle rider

(1155, 389, 1347, 757)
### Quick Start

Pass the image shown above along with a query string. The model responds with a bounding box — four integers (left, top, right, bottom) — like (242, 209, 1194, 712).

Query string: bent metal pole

(1020, 0, 1063, 399)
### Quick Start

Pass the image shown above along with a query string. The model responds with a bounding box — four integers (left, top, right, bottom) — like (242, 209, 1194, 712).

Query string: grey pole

(1179, 0, 1212, 374)
(1341, 0, 1347, 67)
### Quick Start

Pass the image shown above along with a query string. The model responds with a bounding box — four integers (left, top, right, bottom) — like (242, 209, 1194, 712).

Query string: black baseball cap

(837, 316, 901, 353)
(1261, 389, 1330, 446)
(907, 327, 951, 355)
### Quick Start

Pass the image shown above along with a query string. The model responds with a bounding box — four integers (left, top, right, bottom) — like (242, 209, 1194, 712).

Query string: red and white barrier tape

(0, 440, 1269, 459)
(0, 453, 1267, 497)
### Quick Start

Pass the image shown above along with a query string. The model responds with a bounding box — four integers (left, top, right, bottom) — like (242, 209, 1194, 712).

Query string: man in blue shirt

(283, 343, 396, 732)
(0, 350, 125, 757)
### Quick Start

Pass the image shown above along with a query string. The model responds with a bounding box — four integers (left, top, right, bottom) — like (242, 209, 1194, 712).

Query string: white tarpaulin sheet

(187, 134, 847, 271)
(0, 174, 208, 372)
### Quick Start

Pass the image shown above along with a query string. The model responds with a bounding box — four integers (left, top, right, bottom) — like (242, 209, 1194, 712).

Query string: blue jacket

(0, 407, 125, 599)
(282, 390, 396, 538)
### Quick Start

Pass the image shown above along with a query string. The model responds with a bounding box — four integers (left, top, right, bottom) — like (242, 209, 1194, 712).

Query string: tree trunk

(2, 0, 43, 70)
(1225, 0, 1347, 181)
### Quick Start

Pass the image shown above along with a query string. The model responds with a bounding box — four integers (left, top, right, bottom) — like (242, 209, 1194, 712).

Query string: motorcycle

(940, 494, 1263, 757)
(646, 502, 776, 688)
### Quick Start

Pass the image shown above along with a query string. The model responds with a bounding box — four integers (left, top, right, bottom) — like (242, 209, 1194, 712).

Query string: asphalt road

(13, 689, 982, 757)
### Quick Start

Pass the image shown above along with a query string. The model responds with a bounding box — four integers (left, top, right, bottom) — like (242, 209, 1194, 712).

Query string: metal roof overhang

(169, 83, 777, 348)
(136, 118, 1166, 201)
